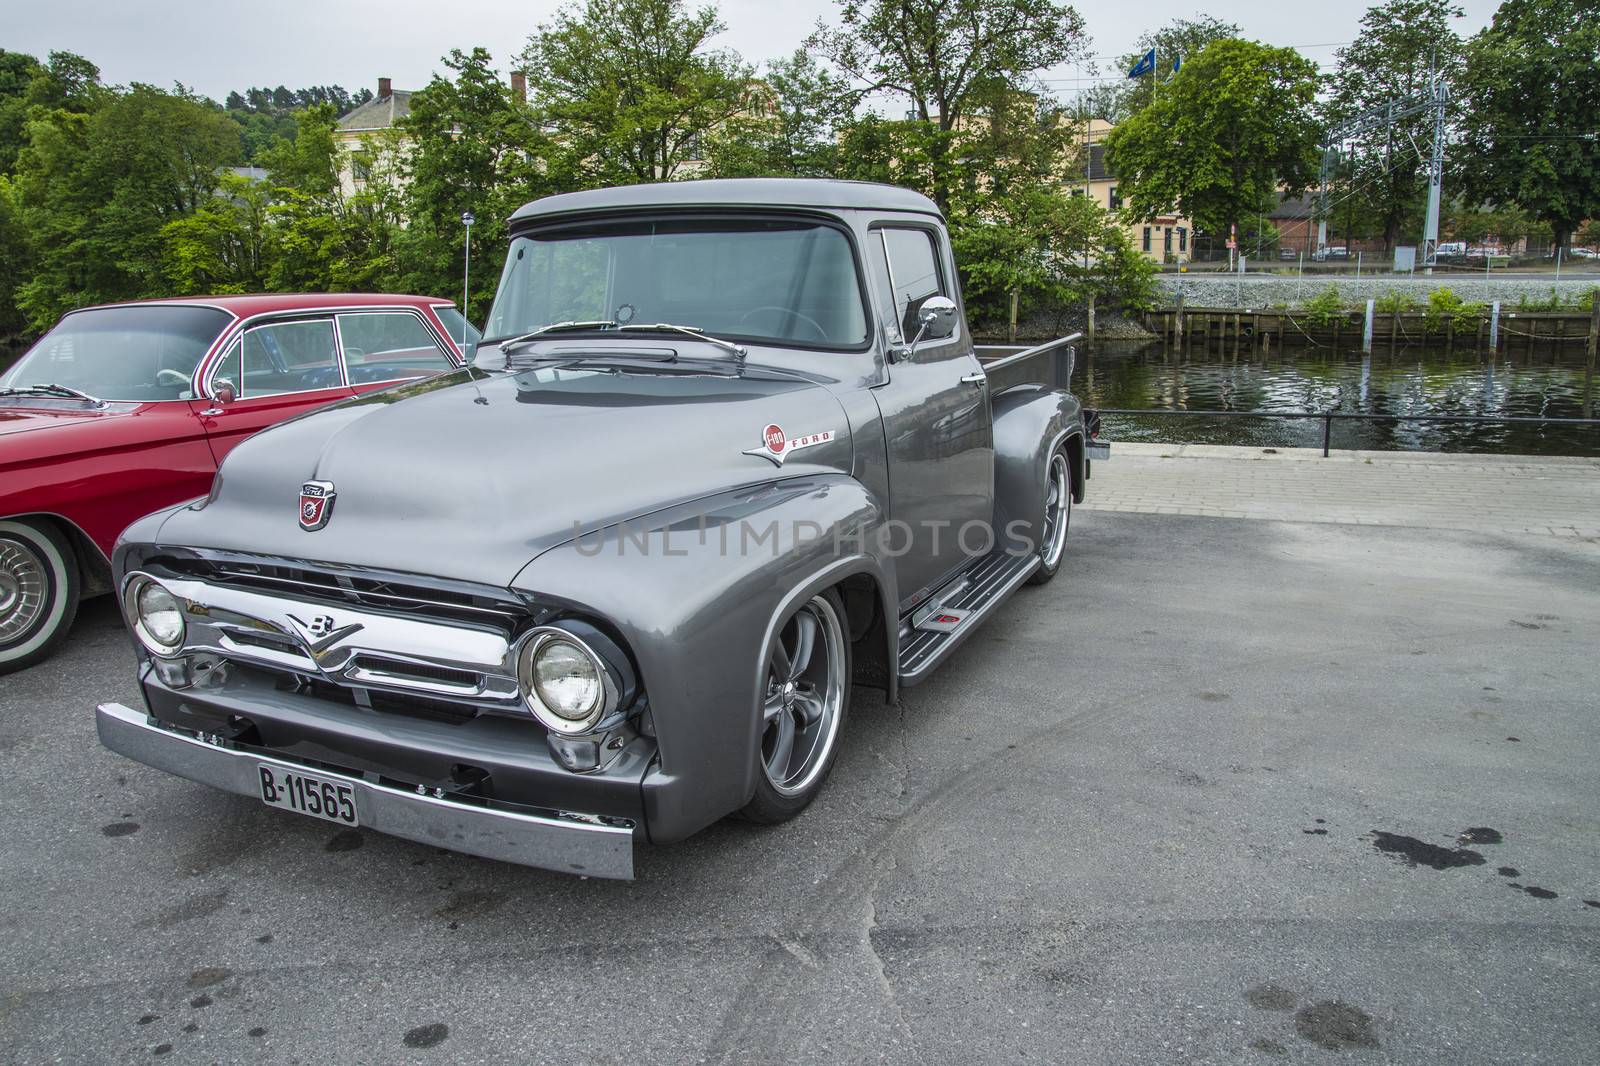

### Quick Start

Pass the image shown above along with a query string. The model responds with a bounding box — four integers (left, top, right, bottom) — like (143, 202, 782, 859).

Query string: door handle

(960, 373, 987, 386)
(200, 407, 225, 417)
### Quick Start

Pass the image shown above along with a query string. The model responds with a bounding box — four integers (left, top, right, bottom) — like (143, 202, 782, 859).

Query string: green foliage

(811, 0, 1086, 210)
(1422, 287, 1485, 332)
(518, 0, 751, 184)
(1458, 0, 1600, 253)
(1300, 287, 1347, 328)
(1323, 2, 1465, 257)
(1105, 39, 1322, 243)
(159, 172, 272, 293)
(1373, 291, 1420, 314)
(1082, 16, 1239, 123)
(704, 49, 851, 178)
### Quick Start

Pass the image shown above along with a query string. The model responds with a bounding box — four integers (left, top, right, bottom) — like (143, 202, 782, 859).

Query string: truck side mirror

(913, 296, 958, 345)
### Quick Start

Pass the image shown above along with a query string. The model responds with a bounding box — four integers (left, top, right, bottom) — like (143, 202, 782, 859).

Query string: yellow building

(1071, 118, 1193, 265)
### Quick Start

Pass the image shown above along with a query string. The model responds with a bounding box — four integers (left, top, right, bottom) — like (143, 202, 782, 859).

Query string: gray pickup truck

(96, 179, 1105, 879)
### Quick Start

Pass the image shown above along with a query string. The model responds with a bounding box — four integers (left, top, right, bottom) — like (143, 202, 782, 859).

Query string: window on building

(1163, 228, 1173, 255)
(1142, 227, 1152, 253)
(1178, 227, 1188, 252)
(1109, 186, 1121, 210)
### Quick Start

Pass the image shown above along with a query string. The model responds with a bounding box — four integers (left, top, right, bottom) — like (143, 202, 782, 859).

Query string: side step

(897, 551, 1041, 685)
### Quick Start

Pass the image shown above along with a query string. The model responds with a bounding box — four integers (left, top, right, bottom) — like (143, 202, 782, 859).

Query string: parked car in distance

(1278, 248, 1298, 260)
(0, 293, 474, 673)
(95, 178, 1104, 878)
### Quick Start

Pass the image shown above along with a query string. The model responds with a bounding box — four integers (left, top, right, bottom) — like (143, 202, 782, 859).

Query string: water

(1076, 340, 1600, 457)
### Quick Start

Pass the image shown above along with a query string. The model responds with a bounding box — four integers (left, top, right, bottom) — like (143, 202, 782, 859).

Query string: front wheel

(740, 588, 851, 824)
(1027, 447, 1072, 585)
(0, 519, 81, 675)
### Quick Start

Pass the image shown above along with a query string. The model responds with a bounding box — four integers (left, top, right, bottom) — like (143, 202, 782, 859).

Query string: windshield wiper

(498, 320, 619, 353)
(0, 383, 106, 405)
(615, 323, 747, 360)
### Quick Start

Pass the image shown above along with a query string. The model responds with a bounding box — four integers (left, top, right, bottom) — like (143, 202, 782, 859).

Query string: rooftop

(510, 178, 942, 223)
(337, 91, 412, 132)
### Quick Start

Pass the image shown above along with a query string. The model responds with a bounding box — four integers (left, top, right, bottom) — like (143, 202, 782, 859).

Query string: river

(1077, 340, 1599, 457)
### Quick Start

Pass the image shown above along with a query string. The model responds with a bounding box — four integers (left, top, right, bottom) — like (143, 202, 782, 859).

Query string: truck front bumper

(96, 701, 637, 879)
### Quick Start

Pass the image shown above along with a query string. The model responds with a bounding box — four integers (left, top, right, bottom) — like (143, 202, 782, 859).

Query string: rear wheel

(740, 588, 851, 824)
(0, 519, 80, 675)
(1027, 447, 1072, 585)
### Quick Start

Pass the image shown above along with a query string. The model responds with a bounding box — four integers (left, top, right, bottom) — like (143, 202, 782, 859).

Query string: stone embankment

(1156, 274, 1600, 309)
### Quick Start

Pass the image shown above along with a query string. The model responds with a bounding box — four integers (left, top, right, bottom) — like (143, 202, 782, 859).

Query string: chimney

(378, 77, 392, 99)
(510, 72, 526, 105)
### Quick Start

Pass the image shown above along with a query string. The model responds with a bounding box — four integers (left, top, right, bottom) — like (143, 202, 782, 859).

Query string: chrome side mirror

(911, 295, 958, 346)
(212, 379, 237, 405)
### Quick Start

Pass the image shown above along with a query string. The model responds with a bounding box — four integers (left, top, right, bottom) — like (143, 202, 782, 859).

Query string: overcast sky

(10, 0, 1504, 105)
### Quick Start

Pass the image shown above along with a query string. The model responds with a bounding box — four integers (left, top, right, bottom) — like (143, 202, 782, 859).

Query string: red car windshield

(1, 305, 231, 402)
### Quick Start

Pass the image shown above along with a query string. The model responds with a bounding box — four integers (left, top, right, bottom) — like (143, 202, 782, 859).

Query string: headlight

(124, 576, 186, 656)
(519, 630, 608, 733)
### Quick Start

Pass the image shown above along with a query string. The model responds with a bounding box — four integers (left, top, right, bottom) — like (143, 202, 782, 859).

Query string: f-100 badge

(743, 423, 834, 466)
(299, 480, 336, 531)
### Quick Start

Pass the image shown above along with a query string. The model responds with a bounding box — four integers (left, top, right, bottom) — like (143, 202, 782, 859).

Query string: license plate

(257, 764, 359, 826)
(1086, 441, 1111, 460)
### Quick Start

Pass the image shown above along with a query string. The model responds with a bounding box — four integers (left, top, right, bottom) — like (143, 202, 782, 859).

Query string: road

(2, 509, 1597, 1064)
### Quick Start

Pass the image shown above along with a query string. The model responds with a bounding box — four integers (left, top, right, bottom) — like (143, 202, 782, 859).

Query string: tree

(1105, 39, 1321, 254)
(1082, 16, 1240, 123)
(704, 49, 852, 178)
(1457, 0, 1600, 256)
(398, 48, 573, 322)
(1323, 1, 1465, 259)
(160, 172, 272, 294)
(518, 0, 751, 184)
(810, 0, 1087, 210)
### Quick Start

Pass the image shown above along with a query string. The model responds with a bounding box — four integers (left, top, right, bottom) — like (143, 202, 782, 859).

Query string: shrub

(1373, 291, 1420, 314)
(1423, 287, 1486, 333)
(1299, 286, 1346, 328)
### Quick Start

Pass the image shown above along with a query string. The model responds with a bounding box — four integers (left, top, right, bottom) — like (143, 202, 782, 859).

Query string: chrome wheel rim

(761, 595, 847, 796)
(1040, 452, 1070, 570)
(0, 538, 48, 644)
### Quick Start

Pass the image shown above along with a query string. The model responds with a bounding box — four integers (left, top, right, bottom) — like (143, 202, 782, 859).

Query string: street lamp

(460, 211, 475, 359)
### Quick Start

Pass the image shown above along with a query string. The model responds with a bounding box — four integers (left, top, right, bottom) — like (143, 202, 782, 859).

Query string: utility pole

(1420, 74, 1448, 274)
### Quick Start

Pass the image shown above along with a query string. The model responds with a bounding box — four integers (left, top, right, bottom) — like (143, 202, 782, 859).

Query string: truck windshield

(0, 305, 231, 402)
(483, 218, 868, 351)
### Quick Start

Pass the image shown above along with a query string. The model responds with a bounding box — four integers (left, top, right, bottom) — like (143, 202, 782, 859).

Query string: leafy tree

(1106, 39, 1321, 254)
(160, 172, 272, 294)
(1082, 16, 1240, 123)
(399, 48, 573, 321)
(0, 50, 43, 175)
(12, 82, 239, 327)
(1324, 0, 1465, 259)
(518, 0, 751, 184)
(0, 175, 31, 336)
(1457, 0, 1600, 256)
(811, 0, 1086, 211)
(704, 49, 852, 178)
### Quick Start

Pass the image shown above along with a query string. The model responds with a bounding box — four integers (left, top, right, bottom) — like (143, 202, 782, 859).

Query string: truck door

(867, 224, 995, 611)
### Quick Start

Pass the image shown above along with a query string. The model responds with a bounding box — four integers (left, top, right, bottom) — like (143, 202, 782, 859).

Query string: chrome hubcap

(0, 539, 48, 643)
(761, 595, 847, 796)
(1041, 453, 1070, 570)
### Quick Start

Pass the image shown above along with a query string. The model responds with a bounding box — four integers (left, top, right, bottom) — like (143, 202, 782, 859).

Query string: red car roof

(75, 293, 456, 317)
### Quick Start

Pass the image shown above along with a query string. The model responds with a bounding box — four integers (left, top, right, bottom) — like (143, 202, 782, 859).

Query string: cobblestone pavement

(1084, 444, 1600, 538)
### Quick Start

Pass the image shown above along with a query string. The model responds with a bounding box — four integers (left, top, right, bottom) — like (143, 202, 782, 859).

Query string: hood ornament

(299, 480, 336, 531)
(742, 423, 834, 466)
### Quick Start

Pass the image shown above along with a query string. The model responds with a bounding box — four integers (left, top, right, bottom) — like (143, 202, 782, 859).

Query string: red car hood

(0, 403, 135, 437)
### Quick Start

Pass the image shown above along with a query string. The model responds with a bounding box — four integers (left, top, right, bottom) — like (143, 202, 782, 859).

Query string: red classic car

(0, 293, 477, 673)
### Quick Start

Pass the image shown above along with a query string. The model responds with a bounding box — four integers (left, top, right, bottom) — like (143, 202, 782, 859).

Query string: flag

(1128, 48, 1156, 79)
(1172, 55, 1181, 73)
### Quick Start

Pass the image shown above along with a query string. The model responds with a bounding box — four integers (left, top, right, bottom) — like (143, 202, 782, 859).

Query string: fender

(990, 385, 1086, 555)
(512, 473, 897, 843)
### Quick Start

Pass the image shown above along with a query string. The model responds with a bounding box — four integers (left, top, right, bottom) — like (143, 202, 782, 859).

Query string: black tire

(0, 518, 81, 675)
(740, 587, 852, 824)
(1027, 446, 1073, 586)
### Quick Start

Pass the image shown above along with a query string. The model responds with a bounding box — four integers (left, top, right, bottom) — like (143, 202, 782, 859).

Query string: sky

(8, 0, 1505, 106)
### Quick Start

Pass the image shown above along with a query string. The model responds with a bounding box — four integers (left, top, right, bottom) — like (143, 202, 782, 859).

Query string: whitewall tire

(0, 519, 80, 675)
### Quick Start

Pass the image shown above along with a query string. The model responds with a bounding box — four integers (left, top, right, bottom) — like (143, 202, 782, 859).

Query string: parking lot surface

(2, 509, 1597, 1064)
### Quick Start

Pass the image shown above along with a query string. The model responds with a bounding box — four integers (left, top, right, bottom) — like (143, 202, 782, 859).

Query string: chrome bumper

(95, 702, 636, 879)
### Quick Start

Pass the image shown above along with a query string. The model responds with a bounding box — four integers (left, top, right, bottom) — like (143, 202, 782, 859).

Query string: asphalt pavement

(1, 510, 1597, 1064)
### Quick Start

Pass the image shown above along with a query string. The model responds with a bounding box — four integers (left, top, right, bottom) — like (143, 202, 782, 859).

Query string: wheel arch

(0, 512, 109, 597)
(991, 385, 1086, 549)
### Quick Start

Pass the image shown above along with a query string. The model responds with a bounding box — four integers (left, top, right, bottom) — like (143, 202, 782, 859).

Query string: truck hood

(155, 365, 855, 587)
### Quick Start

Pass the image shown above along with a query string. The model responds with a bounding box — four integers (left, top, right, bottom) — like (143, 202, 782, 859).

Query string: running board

(897, 551, 1041, 685)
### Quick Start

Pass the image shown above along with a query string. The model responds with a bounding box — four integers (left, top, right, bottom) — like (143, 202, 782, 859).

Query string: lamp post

(460, 211, 476, 357)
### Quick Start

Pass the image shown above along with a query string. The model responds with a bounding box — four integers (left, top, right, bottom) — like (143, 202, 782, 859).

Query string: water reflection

(1077, 340, 1600, 457)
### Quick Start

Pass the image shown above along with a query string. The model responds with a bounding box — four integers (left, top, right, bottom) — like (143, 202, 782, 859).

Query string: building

(333, 77, 415, 196)
(1071, 118, 1193, 265)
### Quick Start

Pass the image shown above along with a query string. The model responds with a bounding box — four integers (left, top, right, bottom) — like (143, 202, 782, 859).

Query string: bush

(1373, 291, 1420, 314)
(1423, 287, 1486, 333)
(1516, 288, 1566, 312)
(1299, 286, 1346, 328)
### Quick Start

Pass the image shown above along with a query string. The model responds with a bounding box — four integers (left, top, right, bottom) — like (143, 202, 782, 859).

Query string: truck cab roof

(509, 178, 944, 224)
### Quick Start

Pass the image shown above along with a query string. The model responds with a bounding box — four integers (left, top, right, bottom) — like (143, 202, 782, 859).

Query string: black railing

(1091, 408, 1600, 458)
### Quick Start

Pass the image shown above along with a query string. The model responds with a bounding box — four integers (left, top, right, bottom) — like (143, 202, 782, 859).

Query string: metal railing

(1091, 407, 1600, 458)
